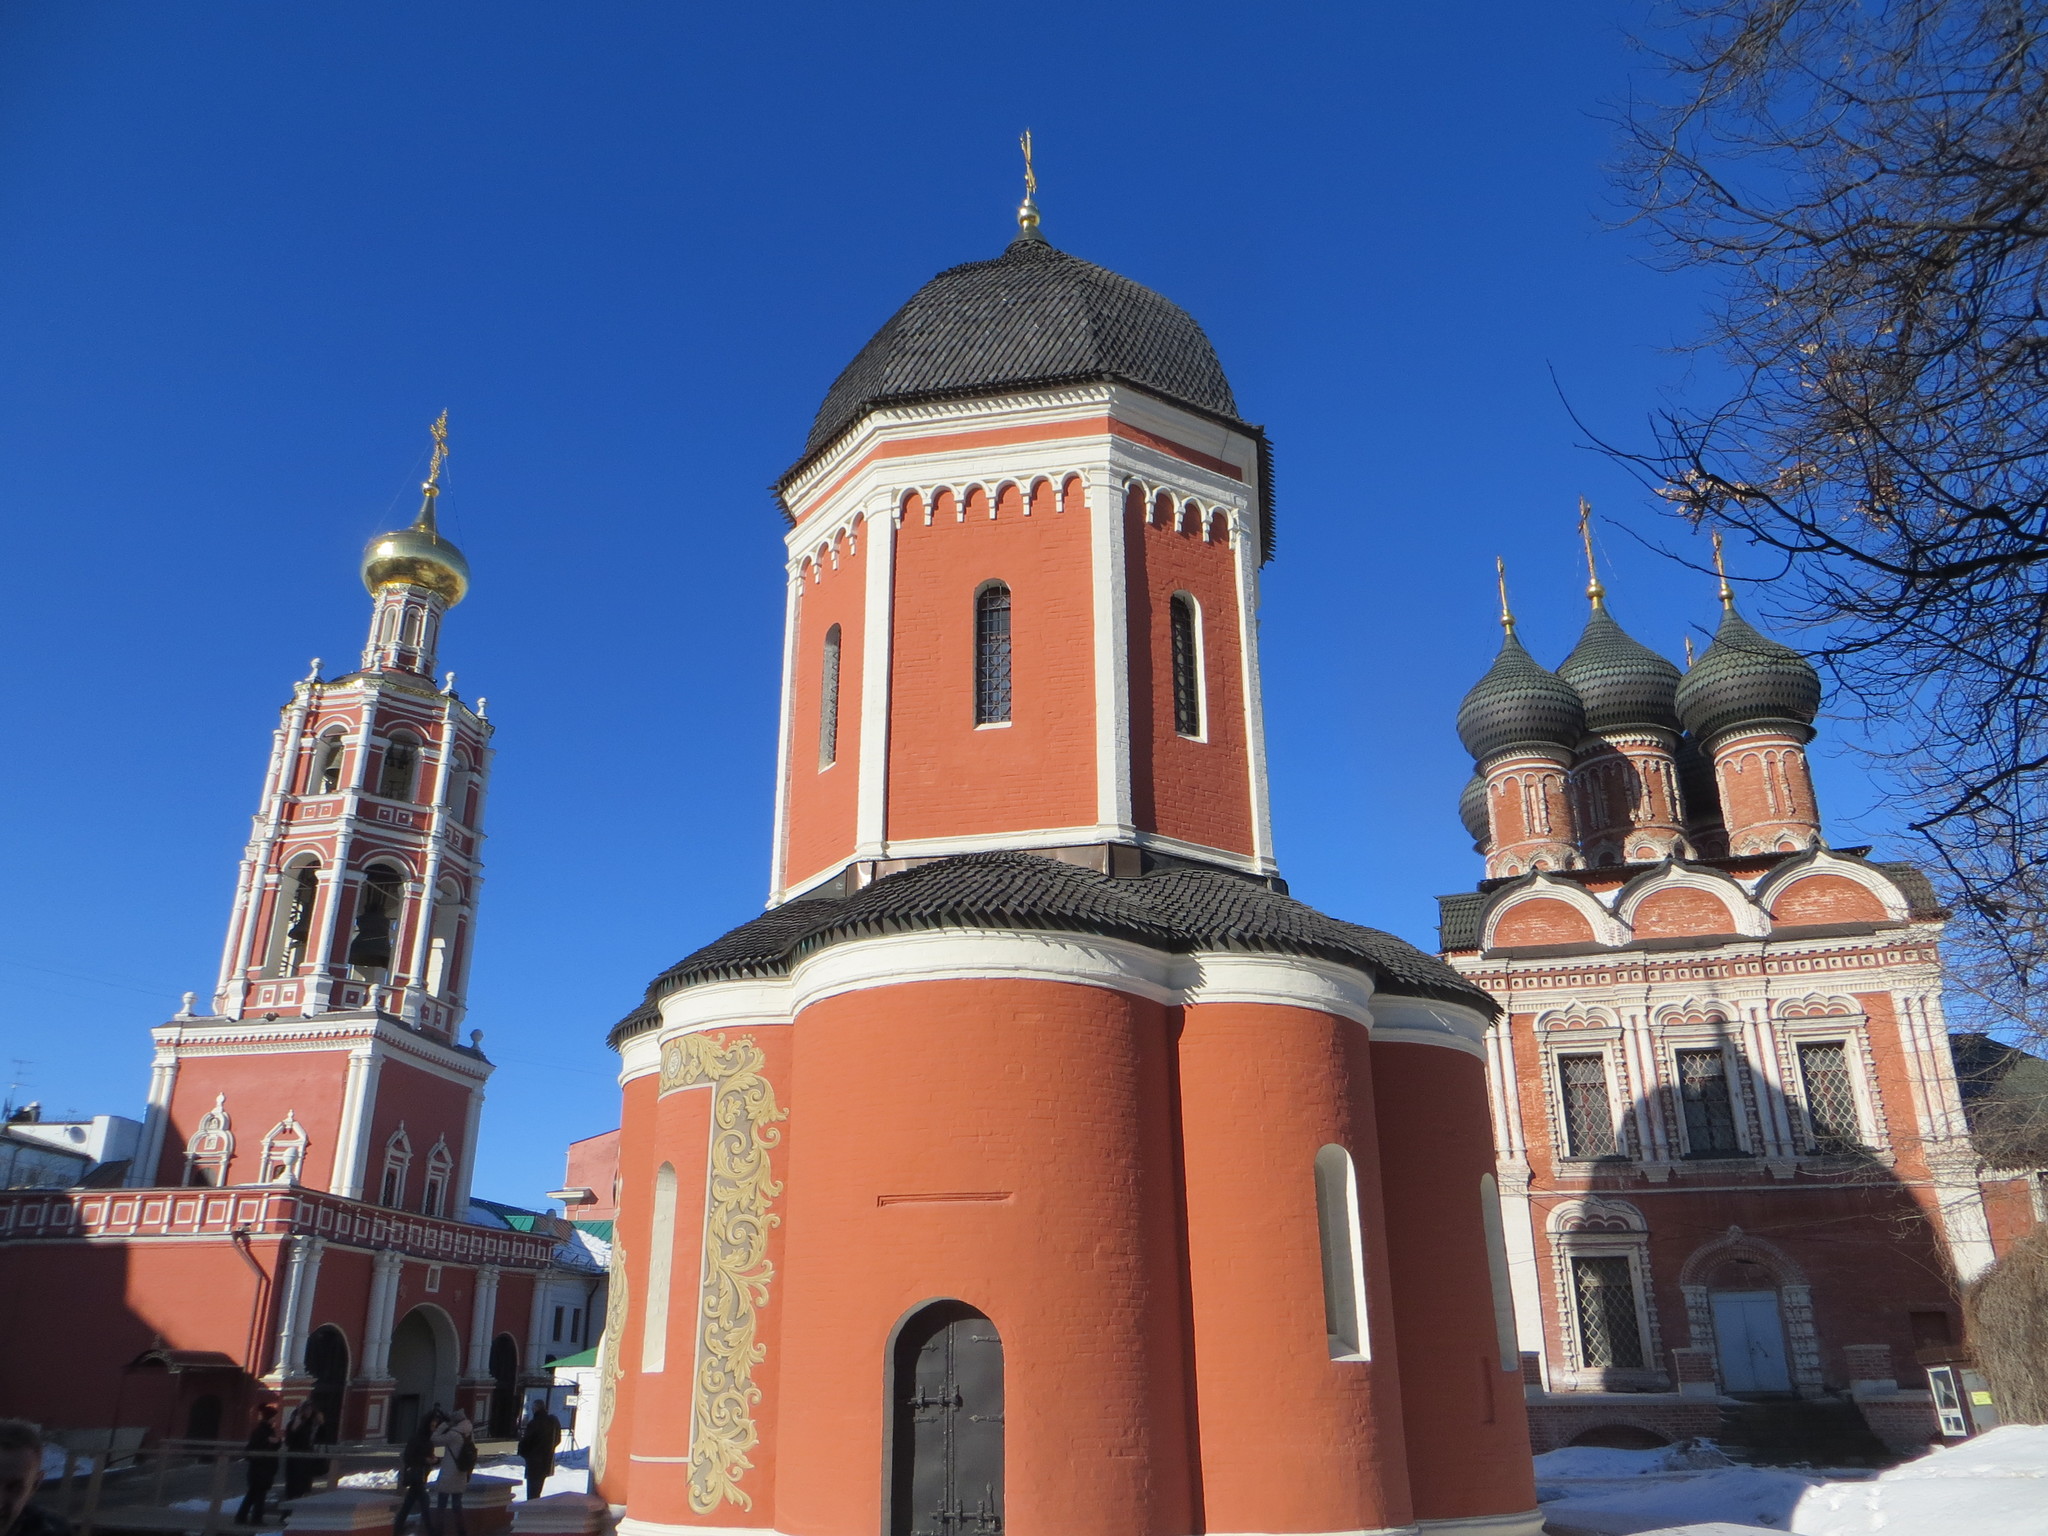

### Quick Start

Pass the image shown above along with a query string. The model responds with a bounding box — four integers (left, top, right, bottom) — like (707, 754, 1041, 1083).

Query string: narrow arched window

(377, 737, 418, 801)
(347, 866, 405, 976)
(1313, 1145, 1370, 1360)
(975, 583, 1012, 725)
(1170, 593, 1204, 738)
(642, 1162, 677, 1373)
(819, 624, 842, 768)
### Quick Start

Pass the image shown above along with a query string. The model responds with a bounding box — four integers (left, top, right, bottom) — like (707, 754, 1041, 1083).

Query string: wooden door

(889, 1303, 1004, 1536)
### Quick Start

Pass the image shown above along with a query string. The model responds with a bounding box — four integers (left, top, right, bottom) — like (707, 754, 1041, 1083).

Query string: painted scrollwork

(591, 1234, 626, 1481)
(659, 1033, 787, 1514)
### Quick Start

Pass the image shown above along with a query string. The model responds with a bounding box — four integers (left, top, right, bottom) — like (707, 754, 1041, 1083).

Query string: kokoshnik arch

(596, 194, 1545, 1535)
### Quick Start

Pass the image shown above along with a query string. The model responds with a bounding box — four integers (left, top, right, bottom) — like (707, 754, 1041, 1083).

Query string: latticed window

(1558, 1054, 1617, 1158)
(1170, 594, 1203, 737)
(975, 583, 1012, 725)
(818, 624, 841, 768)
(1676, 1048, 1743, 1156)
(1571, 1255, 1646, 1368)
(1798, 1040, 1862, 1151)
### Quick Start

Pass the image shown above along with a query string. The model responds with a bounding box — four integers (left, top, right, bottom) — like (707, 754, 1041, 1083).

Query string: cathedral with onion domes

(1439, 543, 2044, 1454)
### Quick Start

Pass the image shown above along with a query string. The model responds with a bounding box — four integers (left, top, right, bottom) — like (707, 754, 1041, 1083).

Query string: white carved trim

(1482, 877, 1626, 949)
(1614, 865, 1769, 938)
(1753, 851, 1911, 922)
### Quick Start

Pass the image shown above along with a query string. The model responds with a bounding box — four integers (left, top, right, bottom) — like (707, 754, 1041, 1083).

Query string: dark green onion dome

(1675, 605, 1822, 746)
(1459, 773, 1491, 844)
(1456, 631, 1587, 763)
(1558, 607, 1682, 734)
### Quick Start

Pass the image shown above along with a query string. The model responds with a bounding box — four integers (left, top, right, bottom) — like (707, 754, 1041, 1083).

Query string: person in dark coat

(234, 1407, 280, 1525)
(280, 1404, 324, 1503)
(391, 1413, 442, 1536)
(514, 1403, 561, 1502)
(0, 1418, 69, 1536)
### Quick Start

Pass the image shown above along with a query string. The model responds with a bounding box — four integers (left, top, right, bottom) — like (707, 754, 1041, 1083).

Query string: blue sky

(0, 2, 1904, 1203)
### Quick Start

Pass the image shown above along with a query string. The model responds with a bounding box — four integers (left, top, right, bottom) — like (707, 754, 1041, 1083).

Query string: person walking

(514, 1403, 560, 1503)
(280, 1404, 324, 1503)
(234, 1406, 280, 1526)
(429, 1412, 474, 1536)
(391, 1412, 441, 1536)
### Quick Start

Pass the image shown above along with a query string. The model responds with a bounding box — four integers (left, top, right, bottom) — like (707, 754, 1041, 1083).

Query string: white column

(524, 1274, 550, 1377)
(130, 1048, 182, 1188)
(330, 1046, 377, 1197)
(403, 692, 462, 1022)
(1088, 469, 1133, 835)
(456, 1086, 485, 1209)
(1229, 504, 1276, 872)
(855, 503, 895, 859)
(467, 1265, 502, 1377)
(219, 681, 317, 1010)
(361, 1249, 405, 1377)
(271, 1235, 327, 1378)
(766, 562, 804, 903)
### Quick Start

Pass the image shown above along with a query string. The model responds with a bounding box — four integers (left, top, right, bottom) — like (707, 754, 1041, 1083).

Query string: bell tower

(132, 417, 495, 1211)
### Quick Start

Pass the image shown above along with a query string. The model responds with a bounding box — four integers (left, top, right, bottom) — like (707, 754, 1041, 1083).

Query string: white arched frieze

(1751, 850, 1911, 922)
(1614, 864, 1769, 938)
(1481, 875, 1627, 951)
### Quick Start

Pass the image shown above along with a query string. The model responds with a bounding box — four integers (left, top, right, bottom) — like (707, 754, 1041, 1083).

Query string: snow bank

(1535, 1442, 1733, 1480)
(1539, 1464, 1819, 1533)
(1790, 1423, 2048, 1536)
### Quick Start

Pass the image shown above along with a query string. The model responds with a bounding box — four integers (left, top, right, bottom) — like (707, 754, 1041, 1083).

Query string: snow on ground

(1790, 1423, 2048, 1536)
(1539, 1463, 1820, 1533)
(1538, 1424, 2048, 1535)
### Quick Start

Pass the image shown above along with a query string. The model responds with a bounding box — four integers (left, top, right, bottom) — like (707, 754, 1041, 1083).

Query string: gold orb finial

(361, 411, 470, 605)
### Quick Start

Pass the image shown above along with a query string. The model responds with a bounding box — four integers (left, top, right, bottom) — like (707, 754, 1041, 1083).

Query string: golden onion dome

(361, 505, 470, 606)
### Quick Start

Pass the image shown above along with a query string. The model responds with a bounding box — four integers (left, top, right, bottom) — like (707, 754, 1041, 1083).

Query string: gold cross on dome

(1021, 129, 1036, 198)
(424, 410, 450, 492)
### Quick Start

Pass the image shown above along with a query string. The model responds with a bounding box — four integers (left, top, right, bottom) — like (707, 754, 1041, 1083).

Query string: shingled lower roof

(612, 851, 1492, 1044)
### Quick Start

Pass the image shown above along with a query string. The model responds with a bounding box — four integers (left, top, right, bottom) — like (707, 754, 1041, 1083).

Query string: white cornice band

(619, 927, 1487, 1084)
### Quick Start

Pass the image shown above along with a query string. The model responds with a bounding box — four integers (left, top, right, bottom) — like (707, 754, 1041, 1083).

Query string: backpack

(456, 1433, 478, 1474)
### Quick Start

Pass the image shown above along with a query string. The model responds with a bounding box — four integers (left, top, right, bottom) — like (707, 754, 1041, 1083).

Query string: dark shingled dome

(1456, 632, 1587, 763)
(799, 238, 1241, 463)
(1459, 773, 1491, 845)
(1559, 608, 1682, 734)
(611, 851, 1493, 1043)
(1675, 606, 1821, 747)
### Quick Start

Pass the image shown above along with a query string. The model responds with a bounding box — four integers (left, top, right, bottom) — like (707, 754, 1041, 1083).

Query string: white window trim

(1313, 1145, 1371, 1362)
(642, 1162, 677, 1374)
(1545, 1035, 1630, 1163)
(1776, 1016, 1884, 1155)
(1660, 1029, 1756, 1158)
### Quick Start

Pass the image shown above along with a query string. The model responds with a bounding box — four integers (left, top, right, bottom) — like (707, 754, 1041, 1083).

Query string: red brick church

(0, 424, 559, 1446)
(1442, 557, 2047, 1451)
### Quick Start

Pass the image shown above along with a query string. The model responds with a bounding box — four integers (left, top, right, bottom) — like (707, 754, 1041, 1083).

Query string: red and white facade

(0, 467, 557, 1447)
(598, 236, 1542, 1536)
(770, 380, 1274, 901)
(1444, 635, 2046, 1454)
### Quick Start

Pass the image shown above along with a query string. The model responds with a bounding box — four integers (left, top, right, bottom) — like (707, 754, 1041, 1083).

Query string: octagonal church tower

(598, 199, 1541, 1536)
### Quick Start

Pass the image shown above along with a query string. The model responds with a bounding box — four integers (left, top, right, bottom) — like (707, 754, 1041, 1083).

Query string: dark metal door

(890, 1303, 1003, 1536)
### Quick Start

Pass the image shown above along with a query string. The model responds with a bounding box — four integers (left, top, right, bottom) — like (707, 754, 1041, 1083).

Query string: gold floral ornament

(659, 1033, 787, 1513)
(591, 1234, 627, 1481)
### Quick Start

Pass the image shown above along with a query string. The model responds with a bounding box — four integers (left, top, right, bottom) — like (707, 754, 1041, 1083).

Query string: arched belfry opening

(886, 1301, 1004, 1536)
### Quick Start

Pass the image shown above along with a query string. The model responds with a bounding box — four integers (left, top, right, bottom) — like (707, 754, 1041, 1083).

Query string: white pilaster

(855, 503, 895, 858)
(271, 1235, 327, 1378)
(767, 564, 804, 904)
(467, 1264, 502, 1377)
(523, 1273, 550, 1379)
(130, 1049, 182, 1188)
(361, 1249, 405, 1378)
(457, 1085, 485, 1209)
(331, 1047, 378, 1198)
(1229, 507, 1276, 871)
(1088, 470, 1133, 832)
